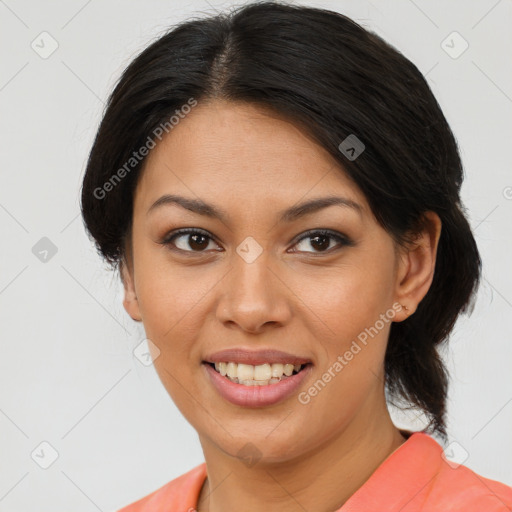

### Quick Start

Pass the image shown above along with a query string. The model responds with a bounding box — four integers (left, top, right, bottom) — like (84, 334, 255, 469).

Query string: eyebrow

(147, 194, 363, 223)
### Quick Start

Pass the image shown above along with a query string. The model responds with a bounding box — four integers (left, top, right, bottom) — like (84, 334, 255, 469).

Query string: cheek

(135, 262, 208, 415)
(295, 257, 394, 341)
(296, 254, 395, 403)
(131, 263, 200, 393)
(134, 253, 213, 337)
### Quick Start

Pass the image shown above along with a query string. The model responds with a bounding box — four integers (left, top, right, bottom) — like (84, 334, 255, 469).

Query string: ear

(393, 211, 442, 322)
(120, 260, 142, 322)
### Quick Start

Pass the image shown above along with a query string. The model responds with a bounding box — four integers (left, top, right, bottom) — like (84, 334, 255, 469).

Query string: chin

(215, 434, 306, 467)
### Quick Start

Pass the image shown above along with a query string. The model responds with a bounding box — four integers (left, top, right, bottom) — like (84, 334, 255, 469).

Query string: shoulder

(404, 432, 512, 511)
(424, 458, 512, 511)
(115, 462, 207, 512)
(346, 431, 512, 511)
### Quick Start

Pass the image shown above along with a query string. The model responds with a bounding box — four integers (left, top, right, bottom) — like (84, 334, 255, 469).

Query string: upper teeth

(214, 362, 302, 381)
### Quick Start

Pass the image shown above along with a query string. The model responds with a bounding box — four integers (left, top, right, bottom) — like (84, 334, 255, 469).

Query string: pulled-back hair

(80, 0, 482, 441)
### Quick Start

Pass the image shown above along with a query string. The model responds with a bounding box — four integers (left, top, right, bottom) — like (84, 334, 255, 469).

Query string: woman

(80, 2, 512, 510)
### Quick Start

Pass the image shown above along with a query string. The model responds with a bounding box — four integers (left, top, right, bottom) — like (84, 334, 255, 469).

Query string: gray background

(1, 0, 511, 510)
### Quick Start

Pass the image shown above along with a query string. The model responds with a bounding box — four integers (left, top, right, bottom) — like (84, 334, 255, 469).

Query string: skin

(121, 99, 442, 512)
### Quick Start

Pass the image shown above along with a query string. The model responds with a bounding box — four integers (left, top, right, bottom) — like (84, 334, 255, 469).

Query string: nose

(216, 247, 292, 334)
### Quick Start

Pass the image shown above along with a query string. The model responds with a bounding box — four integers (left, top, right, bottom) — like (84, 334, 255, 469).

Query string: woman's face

(122, 99, 429, 464)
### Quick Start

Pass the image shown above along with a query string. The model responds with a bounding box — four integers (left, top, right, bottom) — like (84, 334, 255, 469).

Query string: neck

(196, 397, 407, 512)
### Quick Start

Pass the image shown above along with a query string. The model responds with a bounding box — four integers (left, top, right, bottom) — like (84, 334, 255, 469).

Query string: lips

(202, 348, 313, 407)
(203, 348, 312, 366)
(203, 361, 313, 407)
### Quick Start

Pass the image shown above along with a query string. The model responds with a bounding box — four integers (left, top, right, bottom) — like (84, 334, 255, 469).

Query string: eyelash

(159, 228, 353, 256)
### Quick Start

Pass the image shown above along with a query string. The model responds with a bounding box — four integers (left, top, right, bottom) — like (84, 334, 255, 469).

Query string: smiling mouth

(204, 361, 310, 386)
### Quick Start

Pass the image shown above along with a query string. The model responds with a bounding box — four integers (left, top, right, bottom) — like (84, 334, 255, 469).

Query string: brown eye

(161, 229, 220, 253)
(291, 229, 353, 254)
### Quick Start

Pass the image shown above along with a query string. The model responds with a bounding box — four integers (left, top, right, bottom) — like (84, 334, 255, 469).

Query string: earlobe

(393, 211, 442, 322)
(121, 262, 143, 322)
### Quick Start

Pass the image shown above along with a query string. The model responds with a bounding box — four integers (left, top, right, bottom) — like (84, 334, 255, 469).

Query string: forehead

(134, 100, 368, 216)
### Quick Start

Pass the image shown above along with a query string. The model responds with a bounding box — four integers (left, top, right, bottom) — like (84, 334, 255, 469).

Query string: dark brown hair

(80, 0, 482, 442)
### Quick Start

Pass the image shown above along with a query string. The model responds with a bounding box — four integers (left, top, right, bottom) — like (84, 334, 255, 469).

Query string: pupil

(189, 234, 208, 251)
(311, 235, 329, 251)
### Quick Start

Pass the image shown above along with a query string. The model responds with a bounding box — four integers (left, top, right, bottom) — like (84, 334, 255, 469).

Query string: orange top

(116, 432, 512, 511)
